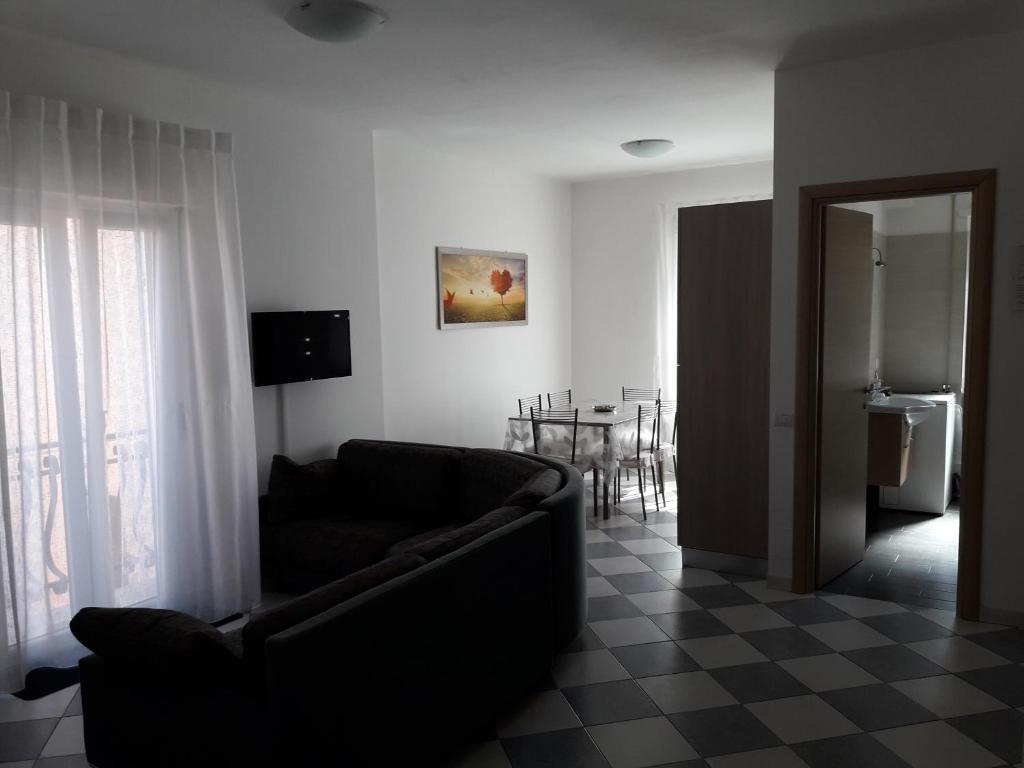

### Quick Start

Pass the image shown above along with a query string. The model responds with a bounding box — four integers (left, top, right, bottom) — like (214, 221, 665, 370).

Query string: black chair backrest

(530, 407, 580, 464)
(517, 393, 542, 415)
(657, 400, 678, 445)
(547, 388, 572, 409)
(622, 386, 661, 402)
(629, 403, 659, 459)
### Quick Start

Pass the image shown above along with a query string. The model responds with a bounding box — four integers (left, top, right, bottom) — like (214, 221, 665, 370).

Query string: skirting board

(681, 548, 767, 578)
(980, 604, 1024, 628)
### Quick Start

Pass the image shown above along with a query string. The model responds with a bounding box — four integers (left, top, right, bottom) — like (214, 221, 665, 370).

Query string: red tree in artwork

(491, 269, 513, 317)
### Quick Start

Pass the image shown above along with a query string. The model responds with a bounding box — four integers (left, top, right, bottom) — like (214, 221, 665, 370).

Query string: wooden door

(677, 200, 771, 559)
(817, 206, 874, 587)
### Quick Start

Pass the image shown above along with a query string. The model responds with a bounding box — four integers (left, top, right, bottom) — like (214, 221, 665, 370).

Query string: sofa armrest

(263, 511, 553, 765)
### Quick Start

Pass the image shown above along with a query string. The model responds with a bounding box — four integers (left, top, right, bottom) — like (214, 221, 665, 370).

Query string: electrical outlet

(774, 413, 794, 427)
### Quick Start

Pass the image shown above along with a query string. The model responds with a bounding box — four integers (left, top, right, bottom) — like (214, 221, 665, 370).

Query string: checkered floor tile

(3, 475, 1023, 768)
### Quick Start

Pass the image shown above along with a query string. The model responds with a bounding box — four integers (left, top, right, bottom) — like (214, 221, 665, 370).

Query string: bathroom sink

(865, 395, 935, 426)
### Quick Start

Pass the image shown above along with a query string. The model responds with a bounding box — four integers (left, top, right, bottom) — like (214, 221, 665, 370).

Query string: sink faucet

(863, 371, 891, 400)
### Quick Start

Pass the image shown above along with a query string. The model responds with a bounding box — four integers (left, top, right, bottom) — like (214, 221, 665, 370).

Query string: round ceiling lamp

(620, 139, 675, 159)
(285, 0, 389, 42)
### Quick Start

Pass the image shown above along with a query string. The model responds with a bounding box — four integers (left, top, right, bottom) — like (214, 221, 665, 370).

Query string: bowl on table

(592, 404, 617, 413)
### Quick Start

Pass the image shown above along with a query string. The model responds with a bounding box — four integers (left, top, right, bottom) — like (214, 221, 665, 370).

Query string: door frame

(791, 169, 996, 619)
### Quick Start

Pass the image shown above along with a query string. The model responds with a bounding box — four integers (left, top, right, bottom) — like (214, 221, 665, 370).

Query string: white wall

(571, 162, 773, 401)
(373, 131, 572, 448)
(771, 30, 1024, 619)
(0, 27, 386, 490)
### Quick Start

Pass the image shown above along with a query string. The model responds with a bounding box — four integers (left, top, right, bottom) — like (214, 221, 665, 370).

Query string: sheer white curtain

(653, 204, 677, 402)
(0, 91, 259, 691)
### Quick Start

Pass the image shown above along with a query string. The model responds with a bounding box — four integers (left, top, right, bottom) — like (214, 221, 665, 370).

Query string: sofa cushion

(386, 524, 463, 557)
(265, 455, 341, 524)
(458, 449, 556, 521)
(409, 506, 527, 561)
(338, 440, 463, 524)
(264, 517, 430, 588)
(242, 553, 426, 678)
(503, 468, 562, 510)
(70, 607, 242, 683)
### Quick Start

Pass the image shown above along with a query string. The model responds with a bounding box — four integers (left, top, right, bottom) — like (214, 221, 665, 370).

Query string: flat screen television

(251, 310, 351, 386)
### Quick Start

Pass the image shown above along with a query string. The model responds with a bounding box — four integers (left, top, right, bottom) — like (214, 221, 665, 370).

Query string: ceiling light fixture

(620, 139, 675, 159)
(285, 0, 388, 42)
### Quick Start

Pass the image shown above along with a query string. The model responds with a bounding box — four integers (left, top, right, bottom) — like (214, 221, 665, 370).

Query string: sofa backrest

(337, 440, 463, 524)
(458, 448, 562, 522)
(242, 552, 426, 680)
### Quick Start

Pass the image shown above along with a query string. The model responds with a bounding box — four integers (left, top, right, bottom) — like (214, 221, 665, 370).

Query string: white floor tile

(747, 694, 860, 744)
(588, 716, 698, 768)
(778, 653, 881, 692)
(626, 590, 702, 615)
(38, 715, 84, 758)
(645, 523, 678, 537)
(905, 636, 1010, 672)
(657, 568, 729, 588)
(496, 689, 581, 738)
(637, 671, 738, 714)
(676, 634, 768, 669)
(0, 762, 35, 768)
(803, 620, 896, 651)
(819, 594, 906, 618)
(551, 649, 631, 688)
(449, 740, 511, 768)
(914, 608, 1006, 636)
(619, 538, 678, 555)
(707, 746, 812, 768)
(588, 556, 652, 576)
(890, 675, 1006, 718)
(589, 617, 670, 647)
(594, 517, 642, 530)
(710, 604, 793, 633)
(737, 580, 814, 604)
(872, 721, 1004, 768)
(585, 530, 614, 544)
(0, 685, 78, 723)
(587, 576, 620, 598)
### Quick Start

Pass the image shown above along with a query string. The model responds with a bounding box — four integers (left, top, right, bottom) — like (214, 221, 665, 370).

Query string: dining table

(503, 399, 651, 519)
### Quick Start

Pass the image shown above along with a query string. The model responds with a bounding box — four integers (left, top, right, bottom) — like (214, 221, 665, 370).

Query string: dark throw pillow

(70, 607, 242, 683)
(503, 468, 562, 510)
(265, 454, 341, 524)
(409, 505, 526, 561)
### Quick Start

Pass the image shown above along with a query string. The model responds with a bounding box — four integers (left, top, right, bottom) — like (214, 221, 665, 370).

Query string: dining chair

(614, 403, 659, 520)
(547, 388, 572, 409)
(517, 393, 542, 415)
(622, 386, 661, 402)
(529, 406, 599, 515)
(654, 399, 677, 507)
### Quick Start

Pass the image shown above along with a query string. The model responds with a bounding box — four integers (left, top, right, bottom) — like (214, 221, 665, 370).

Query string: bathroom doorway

(791, 170, 995, 620)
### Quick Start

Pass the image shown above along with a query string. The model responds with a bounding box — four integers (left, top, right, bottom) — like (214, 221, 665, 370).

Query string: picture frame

(436, 246, 529, 330)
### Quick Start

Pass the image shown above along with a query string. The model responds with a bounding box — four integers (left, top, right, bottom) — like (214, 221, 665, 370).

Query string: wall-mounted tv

(251, 310, 352, 386)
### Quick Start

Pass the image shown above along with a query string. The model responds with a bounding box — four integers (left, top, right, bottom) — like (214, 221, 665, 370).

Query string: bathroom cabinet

(867, 413, 910, 487)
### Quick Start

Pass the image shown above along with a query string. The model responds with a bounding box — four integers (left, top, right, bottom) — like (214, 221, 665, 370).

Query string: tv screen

(251, 310, 352, 386)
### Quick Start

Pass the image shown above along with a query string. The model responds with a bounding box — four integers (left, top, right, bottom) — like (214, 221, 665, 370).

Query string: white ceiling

(1, 0, 1021, 180)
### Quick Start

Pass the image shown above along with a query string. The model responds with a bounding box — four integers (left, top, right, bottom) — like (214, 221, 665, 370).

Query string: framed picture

(436, 247, 528, 329)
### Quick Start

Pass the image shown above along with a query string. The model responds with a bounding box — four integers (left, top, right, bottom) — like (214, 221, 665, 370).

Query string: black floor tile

(967, 629, 1024, 663)
(708, 662, 810, 704)
(587, 541, 633, 559)
(586, 562, 600, 577)
(603, 526, 662, 541)
(565, 626, 606, 653)
(791, 733, 913, 768)
(681, 585, 759, 609)
(35, 757, 91, 768)
(668, 705, 781, 758)
(502, 728, 610, 768)
(587, 595, 644, 621)
(604, 571, 676, 594)
(859, 612, 954, 643)
(561, 680, 661, 726)
(713, 572, 762, 583)
(739, 626, 834, 661)
(819, 684, 936, 731)
(649, 610, 732, 640)
(947, 709, 1024, 765)
(956, 664, 1024, 707)
(770, 598, 853, 626)
(610, 641, 700, 678)
(0, 718, 59, 762)
(841, 645, 947, 682)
